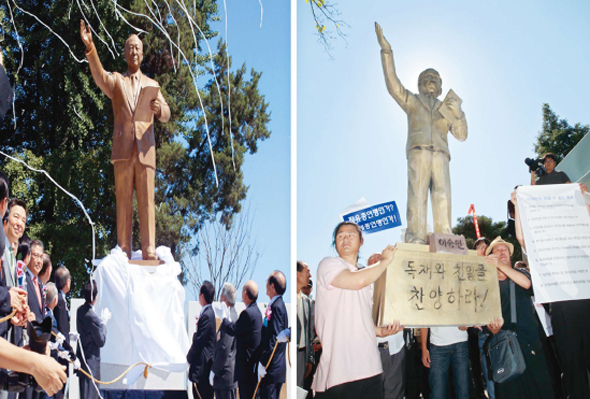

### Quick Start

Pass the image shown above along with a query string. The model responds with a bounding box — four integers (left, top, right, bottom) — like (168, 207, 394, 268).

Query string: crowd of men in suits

(0, 172, 107, 399)
(187, 271, 289, 399)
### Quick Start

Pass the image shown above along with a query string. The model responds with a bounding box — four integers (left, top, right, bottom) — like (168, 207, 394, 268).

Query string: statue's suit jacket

(380, 51, 467, 159)
(85, 45, 170, 169)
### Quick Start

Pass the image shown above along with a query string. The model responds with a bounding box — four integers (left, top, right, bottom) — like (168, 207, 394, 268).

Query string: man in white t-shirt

(420, 326, 469, 399)
(368, 253, 406, 399)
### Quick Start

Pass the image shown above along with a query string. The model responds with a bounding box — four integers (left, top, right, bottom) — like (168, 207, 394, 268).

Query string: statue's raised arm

(375, 22, 408, 109)
(79, 19, 170, 261)
(374, 21, 468, 245)
(80, 19, 93, 50)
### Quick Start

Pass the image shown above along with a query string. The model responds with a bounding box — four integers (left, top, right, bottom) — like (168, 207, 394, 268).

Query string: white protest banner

(532, 298, 553, 337)
(516, 184, 590, 304)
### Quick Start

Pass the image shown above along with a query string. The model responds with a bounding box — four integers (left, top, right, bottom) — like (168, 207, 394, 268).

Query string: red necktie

(33, 276, 42, 308)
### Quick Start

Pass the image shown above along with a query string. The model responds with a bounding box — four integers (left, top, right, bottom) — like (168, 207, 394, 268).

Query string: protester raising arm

(367, 253, 405, 338)
(486, 252, 531, 290)
(331, 245, 397, 290)
(312, 221, 399, 397)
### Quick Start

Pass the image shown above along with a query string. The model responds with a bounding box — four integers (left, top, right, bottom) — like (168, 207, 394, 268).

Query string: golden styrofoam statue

(376, 22, 468, 244)
(80, 20, 170, 260)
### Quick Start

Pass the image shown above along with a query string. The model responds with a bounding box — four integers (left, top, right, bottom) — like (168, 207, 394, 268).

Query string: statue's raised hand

(375, 22, 392, 52)
(80, 20, 93, 50)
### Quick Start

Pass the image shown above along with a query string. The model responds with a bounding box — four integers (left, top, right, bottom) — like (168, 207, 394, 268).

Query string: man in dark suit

(23, 240, 48, 399)
(26, 240, 45, 324)
(187, 281, 216, 399)
(1, 199, 28, 344)
(52, 266, 71, 399)
(76, 280, 107, 399)
(54, 267, 71, 339)
(1, 198, 29, 399)
(220, 281, 262, 399)
(211, 283, 239, 399)
(258, 271, 289, 399)
(43, 282, 76, 399)
(296, 261, 314, 389)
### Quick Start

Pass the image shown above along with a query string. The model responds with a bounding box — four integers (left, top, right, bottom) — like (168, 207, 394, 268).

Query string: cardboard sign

(341, 200, 401, 234)
(373, 243, 502, 327)
(429, 233, 469, 255)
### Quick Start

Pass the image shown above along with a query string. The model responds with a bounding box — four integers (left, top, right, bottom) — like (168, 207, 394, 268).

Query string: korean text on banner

(516, 184, 590, 304)
(341, 201, 401, 234)
(373, 245, 502, 327)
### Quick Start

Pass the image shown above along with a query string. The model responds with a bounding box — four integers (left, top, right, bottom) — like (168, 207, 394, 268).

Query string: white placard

(517, 184, 590, 303)
(532, 297, 553, 337)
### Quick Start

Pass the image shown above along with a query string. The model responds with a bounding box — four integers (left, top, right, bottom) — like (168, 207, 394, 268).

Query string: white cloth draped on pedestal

(92, 246, 189, 385)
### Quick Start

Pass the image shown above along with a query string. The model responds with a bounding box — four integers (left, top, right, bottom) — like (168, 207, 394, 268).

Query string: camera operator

(530, 153, 571, 186)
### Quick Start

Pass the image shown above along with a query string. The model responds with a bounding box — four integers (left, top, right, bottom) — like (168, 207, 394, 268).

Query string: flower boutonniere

(16, 261, 26, 288)
(43, 285, 48, 300)
(263, 306, 272, 327)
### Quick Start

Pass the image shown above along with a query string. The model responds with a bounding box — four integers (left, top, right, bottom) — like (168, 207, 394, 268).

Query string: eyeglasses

(31, 253, 43, 260)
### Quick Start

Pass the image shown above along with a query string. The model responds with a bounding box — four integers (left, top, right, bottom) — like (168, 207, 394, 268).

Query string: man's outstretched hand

(375, 22, 392, 52)
(80, 20, 93, 50)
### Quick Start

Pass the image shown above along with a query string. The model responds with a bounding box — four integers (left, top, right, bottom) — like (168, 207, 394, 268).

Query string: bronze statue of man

(80, 20, 170, 260)
(375, 22, 468, 245)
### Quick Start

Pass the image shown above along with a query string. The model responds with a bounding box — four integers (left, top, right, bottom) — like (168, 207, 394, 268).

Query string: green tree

(534, 103, 589, 161)
(452, 215, 522, 262)
(0, 0, 271, 296)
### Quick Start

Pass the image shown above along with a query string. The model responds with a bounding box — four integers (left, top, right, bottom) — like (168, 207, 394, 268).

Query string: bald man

(257, 271, 288, 399)
(220, 281, 263, 399)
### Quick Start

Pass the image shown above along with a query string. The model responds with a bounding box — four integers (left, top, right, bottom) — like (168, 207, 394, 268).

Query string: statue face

(418, 69, 442, 98)
(125, 35, 143, 69)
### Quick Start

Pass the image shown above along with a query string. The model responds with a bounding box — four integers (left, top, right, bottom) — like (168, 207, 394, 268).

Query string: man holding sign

(513, 184, 590, 399)
(80, 20, 171, 260)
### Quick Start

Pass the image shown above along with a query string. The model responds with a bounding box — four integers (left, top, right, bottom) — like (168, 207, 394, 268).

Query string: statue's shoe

(144, 247, 158, 261)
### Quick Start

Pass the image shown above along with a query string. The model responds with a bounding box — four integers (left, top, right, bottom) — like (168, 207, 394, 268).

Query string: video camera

(524, 157, 546, 177)
(0, 317, 53, 393)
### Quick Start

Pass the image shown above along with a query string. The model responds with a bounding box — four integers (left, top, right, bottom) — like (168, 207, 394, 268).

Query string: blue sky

(184, 0, 291, 303)
(297, 0, 590, 293)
